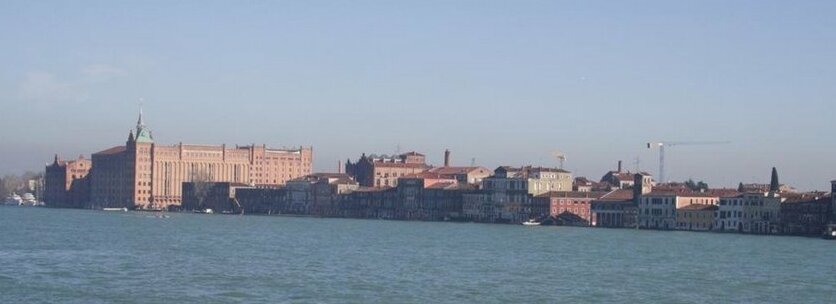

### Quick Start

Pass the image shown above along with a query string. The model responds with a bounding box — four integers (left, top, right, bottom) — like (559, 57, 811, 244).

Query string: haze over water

(1, 206, 833, 303)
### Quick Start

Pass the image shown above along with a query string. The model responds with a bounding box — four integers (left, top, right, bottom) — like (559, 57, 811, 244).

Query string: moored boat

(522, 219, 541, 226)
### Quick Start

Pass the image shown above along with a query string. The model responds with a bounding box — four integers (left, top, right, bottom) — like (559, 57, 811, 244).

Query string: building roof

(426, 182, 458, 189)
(643, 191, 719, 198)
(93, 146, 127, 155)
(428, 166, 489, 175)
(403, 172, 457, 180)
(597, 189, 634, 201)
(678, 204, 718, 211)
(536, 191, 608, 199)
(705, 188, 743, 198)
(373, 162, 430, 169)
(782, 192, 829, 204)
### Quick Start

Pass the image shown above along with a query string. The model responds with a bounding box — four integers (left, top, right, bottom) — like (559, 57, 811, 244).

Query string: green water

(0, 206, 834, 303)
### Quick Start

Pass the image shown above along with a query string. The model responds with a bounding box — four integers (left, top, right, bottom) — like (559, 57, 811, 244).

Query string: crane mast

(646, 141, 730, 183)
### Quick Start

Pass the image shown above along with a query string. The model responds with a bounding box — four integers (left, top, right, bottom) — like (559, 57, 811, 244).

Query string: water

(1, 206, 834, 303)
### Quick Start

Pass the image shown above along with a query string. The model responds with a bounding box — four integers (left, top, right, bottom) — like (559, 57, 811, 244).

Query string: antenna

(634, 156, 641, 172)
(551, 150, 566, 170)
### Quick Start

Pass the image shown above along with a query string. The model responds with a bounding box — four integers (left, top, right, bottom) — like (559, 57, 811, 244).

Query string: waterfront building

(780, 193, 830, 236)
(426, 167, 491, 186)
(716, 194, 745, 232)
(462, 191, 492, 222)
(638, 192, 719, 230)
(88, 110, 311, 209)
(717, 192, 783, 234)
(344, 152, 430, 188)
(340, 187, 396, 219)
(286, 173, 358, 216)
(235, 187, 287, 214)
(535, 191, 607, 226)
(43, 155, 91, 208)
(676, 204, 718, 231)
(483, 166, 573, 196)
(475, 166, 571, 223)
(590, 189, 637, 228)
(181, 182, 252, 213)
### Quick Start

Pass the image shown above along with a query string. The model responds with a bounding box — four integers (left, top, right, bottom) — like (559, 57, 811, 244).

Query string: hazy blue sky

(1, 1, 834, 190)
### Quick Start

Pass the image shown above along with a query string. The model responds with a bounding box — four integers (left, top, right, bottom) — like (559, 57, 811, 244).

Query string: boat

(4, 194, 23, 205)
(103, 207, 128, 212)
(194, 208, 214, 214)
(825, 224, 836, 240)
(522, 219, 541, 226)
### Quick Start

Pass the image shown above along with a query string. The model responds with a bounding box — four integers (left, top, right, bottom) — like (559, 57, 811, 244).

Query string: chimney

(618, 160, 622, 173)
(444, 149, 451, 167)
(338, 160, 342, 174)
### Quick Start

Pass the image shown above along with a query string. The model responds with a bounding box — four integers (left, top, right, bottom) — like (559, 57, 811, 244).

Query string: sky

(1, 0, 834, 191)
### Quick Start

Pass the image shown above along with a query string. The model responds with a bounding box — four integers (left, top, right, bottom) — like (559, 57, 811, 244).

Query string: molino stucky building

(89, 110, 312, 209)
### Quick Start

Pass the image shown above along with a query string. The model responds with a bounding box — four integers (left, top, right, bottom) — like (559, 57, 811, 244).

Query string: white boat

(4, 194, 23, 205)
(20, 193, 37, 206)
(204, 208, 214, 214)
(103, 207, 128, 212)
(522, 219, 541, 226)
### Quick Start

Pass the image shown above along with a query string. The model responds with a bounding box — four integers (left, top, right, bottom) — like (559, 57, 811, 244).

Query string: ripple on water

(1, 207, 836, 303)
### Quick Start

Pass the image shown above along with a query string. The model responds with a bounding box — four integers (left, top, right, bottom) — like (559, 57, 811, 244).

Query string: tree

(190, 169, 212, 210)
(769, 167, 780, 193)
(737, 182, 745, 193)
(1, 175, 22, 197)
(685, 179, 709, 192)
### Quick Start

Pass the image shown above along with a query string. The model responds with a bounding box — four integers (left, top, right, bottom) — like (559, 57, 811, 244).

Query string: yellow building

(676, 204, 718, 231)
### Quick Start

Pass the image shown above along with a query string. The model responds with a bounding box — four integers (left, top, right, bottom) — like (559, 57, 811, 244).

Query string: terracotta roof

(426, 182, 458, 189)
(705, 188, 742, 198)
(643, 191, 719, 198)
(598, 189, 634, 201)
(373, 163, 430, 169)
(428, 166, 488, 175)
(678, 204, 718, 211)
(93, 146, 127, 155)
(402, 172, 455, 179)
(536, 191, 608, 199)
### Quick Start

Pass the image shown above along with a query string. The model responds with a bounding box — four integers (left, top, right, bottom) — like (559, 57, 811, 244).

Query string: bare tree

(1, 174, 22, 197)
(190, 169, 212, 210)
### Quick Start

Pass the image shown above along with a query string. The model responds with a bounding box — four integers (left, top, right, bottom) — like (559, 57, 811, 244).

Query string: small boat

(193, 208, 214, 214)
(103, 207, 128, 212)
(522, 219, 541, 226)
(4, 194, 23, 205)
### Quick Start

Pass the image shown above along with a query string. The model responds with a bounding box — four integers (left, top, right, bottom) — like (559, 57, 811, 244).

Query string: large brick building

(87, 110, 312, 209)
(344, 152, 430, 188)
(43, 155, 91, 208)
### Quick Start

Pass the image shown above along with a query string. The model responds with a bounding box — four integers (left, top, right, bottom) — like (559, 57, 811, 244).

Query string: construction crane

(552, 150, 566, 170)
(646, 141, 730, 183)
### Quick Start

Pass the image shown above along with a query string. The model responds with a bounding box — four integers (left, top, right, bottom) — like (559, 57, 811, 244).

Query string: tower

(632, 173, 643, 205)
(134, 105, 154, 143)
(769, 167, 779, 193)
(444, 149, 451, 167)
(831, 180, 836, 223)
